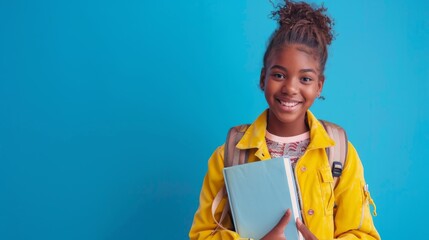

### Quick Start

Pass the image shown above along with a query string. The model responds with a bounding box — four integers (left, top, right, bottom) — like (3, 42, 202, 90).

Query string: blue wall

(1, 0, 428, 239)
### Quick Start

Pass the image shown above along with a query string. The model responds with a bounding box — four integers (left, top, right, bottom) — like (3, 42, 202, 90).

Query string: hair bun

(270, 0, 334, 45)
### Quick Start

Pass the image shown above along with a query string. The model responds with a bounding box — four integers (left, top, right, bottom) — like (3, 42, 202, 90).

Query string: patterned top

(265, 131, 310, 164)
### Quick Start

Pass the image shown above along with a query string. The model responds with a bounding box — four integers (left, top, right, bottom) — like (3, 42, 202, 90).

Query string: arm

(189, 146, 244, 240)
(333, 142, 380, 240)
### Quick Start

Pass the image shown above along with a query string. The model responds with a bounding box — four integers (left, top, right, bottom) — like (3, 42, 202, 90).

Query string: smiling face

(260, 44, 324, 137)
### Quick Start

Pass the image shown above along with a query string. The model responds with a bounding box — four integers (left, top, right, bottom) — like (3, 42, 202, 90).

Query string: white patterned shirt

(265, 130, 310, 164)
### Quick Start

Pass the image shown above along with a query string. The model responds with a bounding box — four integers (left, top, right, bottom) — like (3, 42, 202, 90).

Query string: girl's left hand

(296, 218, 318, 240)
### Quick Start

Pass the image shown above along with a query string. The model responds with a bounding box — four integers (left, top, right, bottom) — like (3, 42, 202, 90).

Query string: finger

(273, 209, 291, 231)
(296, 218, 316, 240)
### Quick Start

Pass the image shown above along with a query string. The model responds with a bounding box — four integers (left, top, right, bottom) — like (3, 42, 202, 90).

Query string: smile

(276, 98, 302, 112)
(278, 99, 301, 107)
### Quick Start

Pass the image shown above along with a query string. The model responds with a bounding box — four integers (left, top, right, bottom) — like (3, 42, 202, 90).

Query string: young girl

(190, 1, 380, 239)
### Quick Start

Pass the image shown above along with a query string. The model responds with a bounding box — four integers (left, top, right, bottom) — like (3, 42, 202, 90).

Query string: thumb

(261, 209, 292, 240)
(273, 209, 291, 231)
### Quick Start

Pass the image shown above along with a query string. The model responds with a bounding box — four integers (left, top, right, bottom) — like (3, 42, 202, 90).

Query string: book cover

(223, 157, 303, 240)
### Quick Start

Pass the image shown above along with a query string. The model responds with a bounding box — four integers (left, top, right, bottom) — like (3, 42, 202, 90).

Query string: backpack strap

(211, 124, 250, 233)
(319, 120, 348, 188)
(224, 124, 250, 167)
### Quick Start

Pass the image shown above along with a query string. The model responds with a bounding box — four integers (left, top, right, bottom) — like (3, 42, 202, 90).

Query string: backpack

(210, 120, 348, 232)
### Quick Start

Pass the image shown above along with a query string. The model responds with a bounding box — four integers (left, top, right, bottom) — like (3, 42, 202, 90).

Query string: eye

(301, 77, 312, 84)
(271, 73, 286, 80)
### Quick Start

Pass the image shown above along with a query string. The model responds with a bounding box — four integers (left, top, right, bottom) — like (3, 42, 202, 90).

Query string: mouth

(276, 98, 302, 111)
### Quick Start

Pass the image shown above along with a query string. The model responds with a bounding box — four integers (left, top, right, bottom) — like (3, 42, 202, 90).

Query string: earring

(318, 95, 325, 100)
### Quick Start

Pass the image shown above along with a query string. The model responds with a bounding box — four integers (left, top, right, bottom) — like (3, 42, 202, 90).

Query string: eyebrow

(270, 65, 318, 74)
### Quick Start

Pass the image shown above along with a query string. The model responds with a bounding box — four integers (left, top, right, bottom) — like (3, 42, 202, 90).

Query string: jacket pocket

(318, 166, 335, 215)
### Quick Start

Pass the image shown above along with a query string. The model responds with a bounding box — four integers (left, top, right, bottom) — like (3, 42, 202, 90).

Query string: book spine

(283, 158, 304, 240)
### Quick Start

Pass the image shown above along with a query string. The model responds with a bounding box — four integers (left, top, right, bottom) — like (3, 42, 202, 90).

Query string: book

(223, 157, 303, 240)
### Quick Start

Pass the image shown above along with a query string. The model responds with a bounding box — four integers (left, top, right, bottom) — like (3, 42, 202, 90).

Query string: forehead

(267, 44, 321, 71)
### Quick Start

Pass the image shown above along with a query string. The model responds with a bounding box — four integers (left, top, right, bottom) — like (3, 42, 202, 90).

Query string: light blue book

(223, 157, 303, 240)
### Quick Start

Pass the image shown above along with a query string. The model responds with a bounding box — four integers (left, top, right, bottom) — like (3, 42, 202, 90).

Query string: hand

(296, 218, 318, 240)
(261, 209, 291, 240)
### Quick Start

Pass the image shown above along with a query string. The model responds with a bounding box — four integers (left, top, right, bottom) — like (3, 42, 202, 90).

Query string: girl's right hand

(261, 209, 291, 240)
(261, 209, 319, 240)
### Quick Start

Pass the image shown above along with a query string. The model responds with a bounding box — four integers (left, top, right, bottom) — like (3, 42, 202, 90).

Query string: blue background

(1, 0, 428, 239)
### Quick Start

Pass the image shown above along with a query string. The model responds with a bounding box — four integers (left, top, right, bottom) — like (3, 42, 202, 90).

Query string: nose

(281, 78, 298, 95)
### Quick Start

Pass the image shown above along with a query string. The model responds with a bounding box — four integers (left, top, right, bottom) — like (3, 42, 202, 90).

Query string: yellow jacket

(190, 110, 380, 240)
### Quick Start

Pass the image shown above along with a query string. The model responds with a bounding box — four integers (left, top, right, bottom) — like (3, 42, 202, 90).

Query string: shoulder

(342, 141, 365, 180)
(210, 145, 225, 161)
(318, 119, 347, 133)
(228, 124, 251, 133)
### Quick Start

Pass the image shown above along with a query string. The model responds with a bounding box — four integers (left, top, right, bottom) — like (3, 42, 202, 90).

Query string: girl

(190, 1, 380, 239)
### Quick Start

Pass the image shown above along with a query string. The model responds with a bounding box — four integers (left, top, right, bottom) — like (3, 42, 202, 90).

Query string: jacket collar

(236, 109, 335, 153)
(306, 110, 335, 151)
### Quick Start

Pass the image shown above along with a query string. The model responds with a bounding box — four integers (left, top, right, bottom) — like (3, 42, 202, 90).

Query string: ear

(260, 68, 266, 91)
(317, 75, 325, 95)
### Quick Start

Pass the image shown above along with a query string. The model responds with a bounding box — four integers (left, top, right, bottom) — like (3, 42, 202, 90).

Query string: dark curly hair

(263, 0, 335, 74)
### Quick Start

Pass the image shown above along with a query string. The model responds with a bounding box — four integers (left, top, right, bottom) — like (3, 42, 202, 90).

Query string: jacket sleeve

(189, 146, 248, 240)
(334, 142, 381, 240)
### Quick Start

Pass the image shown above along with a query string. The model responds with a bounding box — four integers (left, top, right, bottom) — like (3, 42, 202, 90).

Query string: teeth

(280, 100, 299, 107)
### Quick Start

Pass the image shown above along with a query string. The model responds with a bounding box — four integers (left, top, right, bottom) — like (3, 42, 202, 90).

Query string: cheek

(264, 82, 276, 97)
(303, 87, 320, 100)
(265, 79, 281, 91)
(263, 84, 276, 103)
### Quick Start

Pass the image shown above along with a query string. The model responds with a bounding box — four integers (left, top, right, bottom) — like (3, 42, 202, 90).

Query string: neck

(266, 111, 309, 137)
